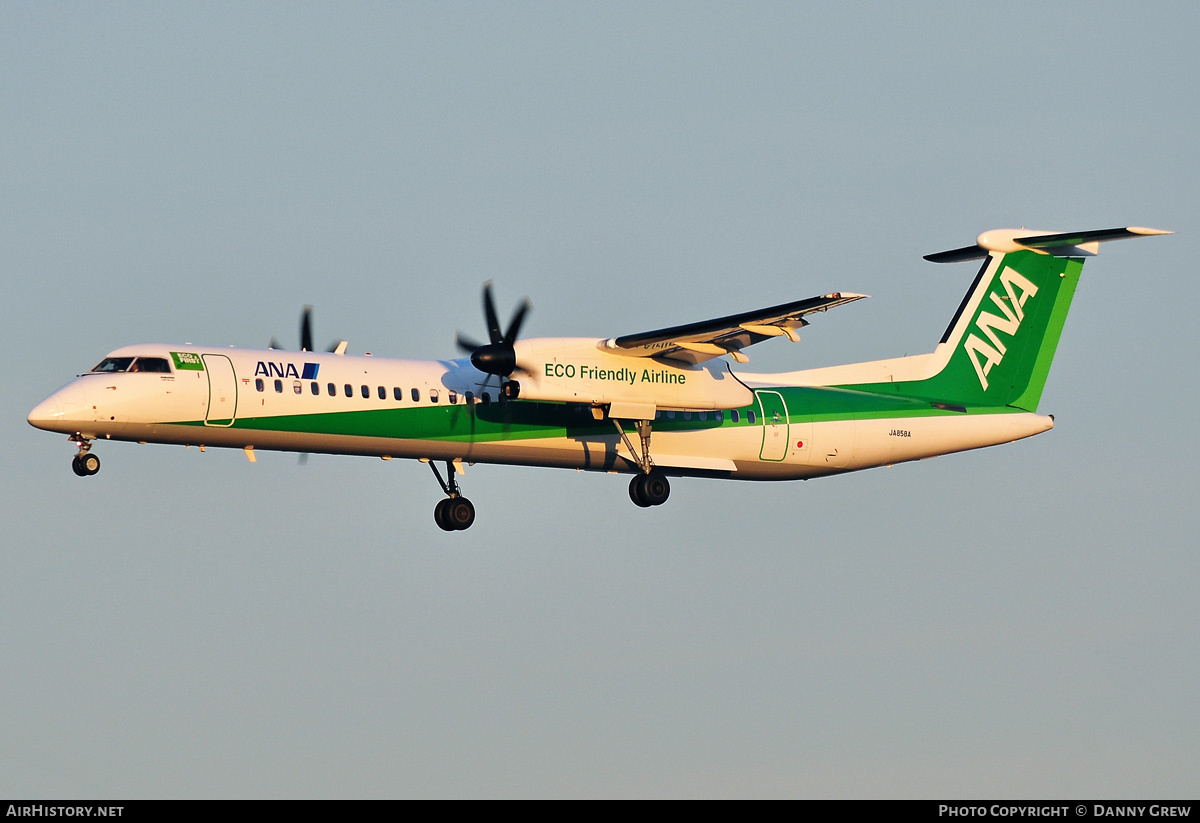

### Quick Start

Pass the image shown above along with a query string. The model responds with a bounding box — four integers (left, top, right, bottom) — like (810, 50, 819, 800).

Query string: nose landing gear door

(202, 354, 238, 427)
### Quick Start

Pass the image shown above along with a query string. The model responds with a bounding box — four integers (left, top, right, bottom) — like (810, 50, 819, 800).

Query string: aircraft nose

(27, 395, 61, 430)
(28, 384, 88, 432)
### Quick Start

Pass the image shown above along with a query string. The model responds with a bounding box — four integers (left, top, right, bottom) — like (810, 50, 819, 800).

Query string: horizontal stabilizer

(925, 226, 1171, 263)
(924, 244, 990, 264)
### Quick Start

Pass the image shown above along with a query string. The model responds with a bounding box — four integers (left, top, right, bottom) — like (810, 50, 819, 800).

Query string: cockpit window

(92, 356, 173, 373)
(130, 357, 171, 373)
(91, 357, 135, 373)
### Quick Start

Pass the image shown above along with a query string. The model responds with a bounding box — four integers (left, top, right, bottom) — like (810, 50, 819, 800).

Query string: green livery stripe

(173, 386, 1020, 444)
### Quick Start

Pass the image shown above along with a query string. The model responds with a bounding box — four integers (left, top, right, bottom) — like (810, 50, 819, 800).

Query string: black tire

(629, 475, 652, 507)
(71, 456, 87, 477)
(434, 498, 455, 531)
(642, 471, 670, 506)
(80, 453, 100, 476)
(447, 497, 476, 531)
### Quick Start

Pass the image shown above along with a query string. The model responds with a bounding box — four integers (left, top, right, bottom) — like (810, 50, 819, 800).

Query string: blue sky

(2, 2, 1196, 797)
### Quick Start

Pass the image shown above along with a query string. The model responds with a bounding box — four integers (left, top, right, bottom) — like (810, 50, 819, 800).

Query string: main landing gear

(428, 460, 476, 531)
(70, 436, 100, 477)
(613, 417, 671, 508)
(629, 471, 670, 508)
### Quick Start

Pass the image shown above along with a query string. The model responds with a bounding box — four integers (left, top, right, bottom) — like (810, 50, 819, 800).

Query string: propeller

(268, 305, 339, 466)
(269, 306, 346, 354)
(456, 282, 530, 377)
(300, 305, 313, 352)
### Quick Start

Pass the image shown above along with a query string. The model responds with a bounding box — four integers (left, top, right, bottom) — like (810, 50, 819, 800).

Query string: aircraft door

(202, 354, 238, 427)
(756, 390, 789, 461)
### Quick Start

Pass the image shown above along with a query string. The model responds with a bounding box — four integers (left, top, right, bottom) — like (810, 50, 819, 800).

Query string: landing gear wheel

(434, 498, 454, 532)
(642, 471, 669, 506)
(629, 471, 670, 507)
(434, 497, 476, 531)
(447, 497, 475, 530)
(428, 461, 478, 531)
(72, 453, 100, 476)
(80, 453, 101, 476)
(629, 475, 651, 507)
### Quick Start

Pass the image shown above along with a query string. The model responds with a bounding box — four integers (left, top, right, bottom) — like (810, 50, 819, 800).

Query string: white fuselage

(28, 342, 1053, 482)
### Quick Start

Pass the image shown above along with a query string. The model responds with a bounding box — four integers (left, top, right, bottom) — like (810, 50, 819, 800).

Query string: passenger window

(429, 390, 439, 404)
(327, 383, 336, 396)
(715, 410, 724, 423)
(731, 409, 740, 423)
(378, 386, 386, 400)
(667, 411, 675, 419)
(361, 385, 369, 399)
(293, 381, 302, 395)
(683, 412, 692, 420)
(344, 384, 353, 397)
(274, 379, 283, 393)
(411, 388, 420, 402)
(481, 392, 491, 405)
(448, 391, 457, 404)
(465, 392, 474, 405)
(310, 382, 319, 395)
(699, 411, 708, 420)
(394, 387, 403, 401)
(256, 378, 264, 392)
(748, 410, 757, 424)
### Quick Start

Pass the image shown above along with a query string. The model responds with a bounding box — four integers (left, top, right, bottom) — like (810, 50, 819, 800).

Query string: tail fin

(895, 227, 1169, 411)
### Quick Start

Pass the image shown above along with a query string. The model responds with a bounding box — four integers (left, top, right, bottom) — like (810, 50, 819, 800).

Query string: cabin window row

(254, 378, 489, 406)
(653, 408, 756, 424)
(251, 380, 757, 423)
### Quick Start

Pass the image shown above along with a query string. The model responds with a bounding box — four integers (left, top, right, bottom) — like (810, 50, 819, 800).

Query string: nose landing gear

(70, 436, 100, 477)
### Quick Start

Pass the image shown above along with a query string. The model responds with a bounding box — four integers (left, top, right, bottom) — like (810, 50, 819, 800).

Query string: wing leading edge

(601, 292, 867, 365)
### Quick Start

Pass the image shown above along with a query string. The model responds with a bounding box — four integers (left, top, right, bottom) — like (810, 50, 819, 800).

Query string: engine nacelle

(512, 338, 752, 411)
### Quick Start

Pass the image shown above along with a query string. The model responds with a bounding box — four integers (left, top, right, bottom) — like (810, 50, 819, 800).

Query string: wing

(600, 292, 867, 365)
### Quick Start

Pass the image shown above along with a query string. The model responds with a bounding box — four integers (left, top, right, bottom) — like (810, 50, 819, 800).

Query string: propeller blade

(483, 282, 502, 344)
(456, 332, 483, 354)
(503, 299, 531, 345)
(300, 306, 313, 352)
(461, 282, 531, 376)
